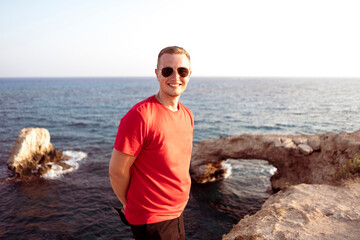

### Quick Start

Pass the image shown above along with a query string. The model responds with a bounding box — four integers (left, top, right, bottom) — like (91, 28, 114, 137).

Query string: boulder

(7, 128, 65, 178)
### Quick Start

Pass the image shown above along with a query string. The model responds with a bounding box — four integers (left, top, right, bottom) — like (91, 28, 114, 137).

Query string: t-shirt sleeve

(189, 110, 194, 128)
(114, 109, 145, 157)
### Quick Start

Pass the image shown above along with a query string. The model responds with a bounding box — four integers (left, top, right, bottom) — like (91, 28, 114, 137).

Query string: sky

(1, 0, 359, 78)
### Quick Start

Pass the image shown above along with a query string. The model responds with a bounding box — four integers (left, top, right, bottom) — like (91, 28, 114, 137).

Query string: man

(109, 46, 193, 240)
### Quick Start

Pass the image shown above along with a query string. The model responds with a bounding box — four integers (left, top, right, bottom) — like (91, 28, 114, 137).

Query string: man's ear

(187, 69, 192, 81)
(155, 69, 161, 82)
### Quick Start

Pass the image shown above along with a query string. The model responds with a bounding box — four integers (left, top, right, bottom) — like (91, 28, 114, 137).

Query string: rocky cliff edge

(189, 130, 360, 240)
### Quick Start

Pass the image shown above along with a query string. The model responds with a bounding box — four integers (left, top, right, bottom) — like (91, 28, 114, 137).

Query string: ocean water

(0, 77, 359, 240)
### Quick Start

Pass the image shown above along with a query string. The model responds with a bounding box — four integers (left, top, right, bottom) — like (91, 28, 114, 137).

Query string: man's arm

(109, 148, 136, 209)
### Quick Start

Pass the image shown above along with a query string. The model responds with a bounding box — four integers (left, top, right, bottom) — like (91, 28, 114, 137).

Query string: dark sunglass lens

(177, 68, 189, 77)
(161, 67, 173, 77)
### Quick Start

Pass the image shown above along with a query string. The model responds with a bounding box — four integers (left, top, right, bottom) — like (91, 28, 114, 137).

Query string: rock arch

(190, 130, 360, 190)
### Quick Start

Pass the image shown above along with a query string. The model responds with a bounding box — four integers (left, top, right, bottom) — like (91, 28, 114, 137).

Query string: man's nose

(172, 69, 181, 79)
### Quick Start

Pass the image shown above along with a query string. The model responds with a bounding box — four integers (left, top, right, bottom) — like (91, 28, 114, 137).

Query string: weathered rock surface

(7, 128, 66, 178)
(190, 130, 360, 240)
(222, 181, 360, 240)
(190, 130, 360, 190)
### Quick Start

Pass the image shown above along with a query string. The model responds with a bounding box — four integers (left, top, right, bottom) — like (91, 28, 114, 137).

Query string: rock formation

(7, 128, 67, 179)
(222, 181, 360, 240)
(190, 130, 360, 240)
(190, 130, 360, 190)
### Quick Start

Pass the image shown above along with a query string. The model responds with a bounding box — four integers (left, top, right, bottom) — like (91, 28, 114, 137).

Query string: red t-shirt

(114, 95, 194, 225)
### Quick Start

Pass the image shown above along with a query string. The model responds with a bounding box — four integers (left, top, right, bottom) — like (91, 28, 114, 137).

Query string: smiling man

(109, 46, 193, 240)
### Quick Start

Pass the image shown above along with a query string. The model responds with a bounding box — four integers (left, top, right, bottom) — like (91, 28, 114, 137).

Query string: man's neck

(155, 92, 179, 112)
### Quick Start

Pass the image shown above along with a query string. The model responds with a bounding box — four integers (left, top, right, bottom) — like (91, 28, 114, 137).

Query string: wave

(41, 151, 87, 179)
(221, 161, 233, 179)
(222, 159, 277, 181)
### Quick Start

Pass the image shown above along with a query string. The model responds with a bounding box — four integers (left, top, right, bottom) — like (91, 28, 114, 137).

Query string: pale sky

(1, 0, 359, 78)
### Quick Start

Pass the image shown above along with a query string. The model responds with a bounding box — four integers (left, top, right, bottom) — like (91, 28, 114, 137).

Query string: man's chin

(168, 93, 181, 98)
(164, 90, 183, 98)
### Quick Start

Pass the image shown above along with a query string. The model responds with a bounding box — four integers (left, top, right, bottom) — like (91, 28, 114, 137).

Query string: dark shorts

(130, 213, 185, 240)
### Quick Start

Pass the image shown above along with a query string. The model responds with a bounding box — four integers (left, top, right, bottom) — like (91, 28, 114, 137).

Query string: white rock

(298, 144, 313, 155)
(7, 128, 53, 176)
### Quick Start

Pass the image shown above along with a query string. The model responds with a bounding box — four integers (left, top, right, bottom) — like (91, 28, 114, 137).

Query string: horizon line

(1, 75, 359, 79)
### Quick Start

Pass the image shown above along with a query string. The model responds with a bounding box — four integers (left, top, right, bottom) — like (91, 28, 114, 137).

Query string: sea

(0, 77, 359, 240)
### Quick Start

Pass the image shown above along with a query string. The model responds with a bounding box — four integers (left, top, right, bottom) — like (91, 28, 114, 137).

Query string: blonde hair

(157, 46, 191, 68)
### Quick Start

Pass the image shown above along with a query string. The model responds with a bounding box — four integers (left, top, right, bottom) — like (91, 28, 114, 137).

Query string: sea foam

(41, 150, 87, 179)
(222, 161, 233, 179)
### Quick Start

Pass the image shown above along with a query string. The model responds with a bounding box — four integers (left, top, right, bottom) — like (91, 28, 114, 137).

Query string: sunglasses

(160, 67, 190, 78)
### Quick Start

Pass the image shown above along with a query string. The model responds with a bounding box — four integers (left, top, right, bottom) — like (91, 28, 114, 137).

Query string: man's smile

(168, 83, 182, 87)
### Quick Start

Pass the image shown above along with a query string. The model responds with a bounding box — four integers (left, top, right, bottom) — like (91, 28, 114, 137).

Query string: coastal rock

(222, 181, 360, 240)
(190, 130, 360, 190)
(7, 128, 66, 178)
(191, 130, 360, 240)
